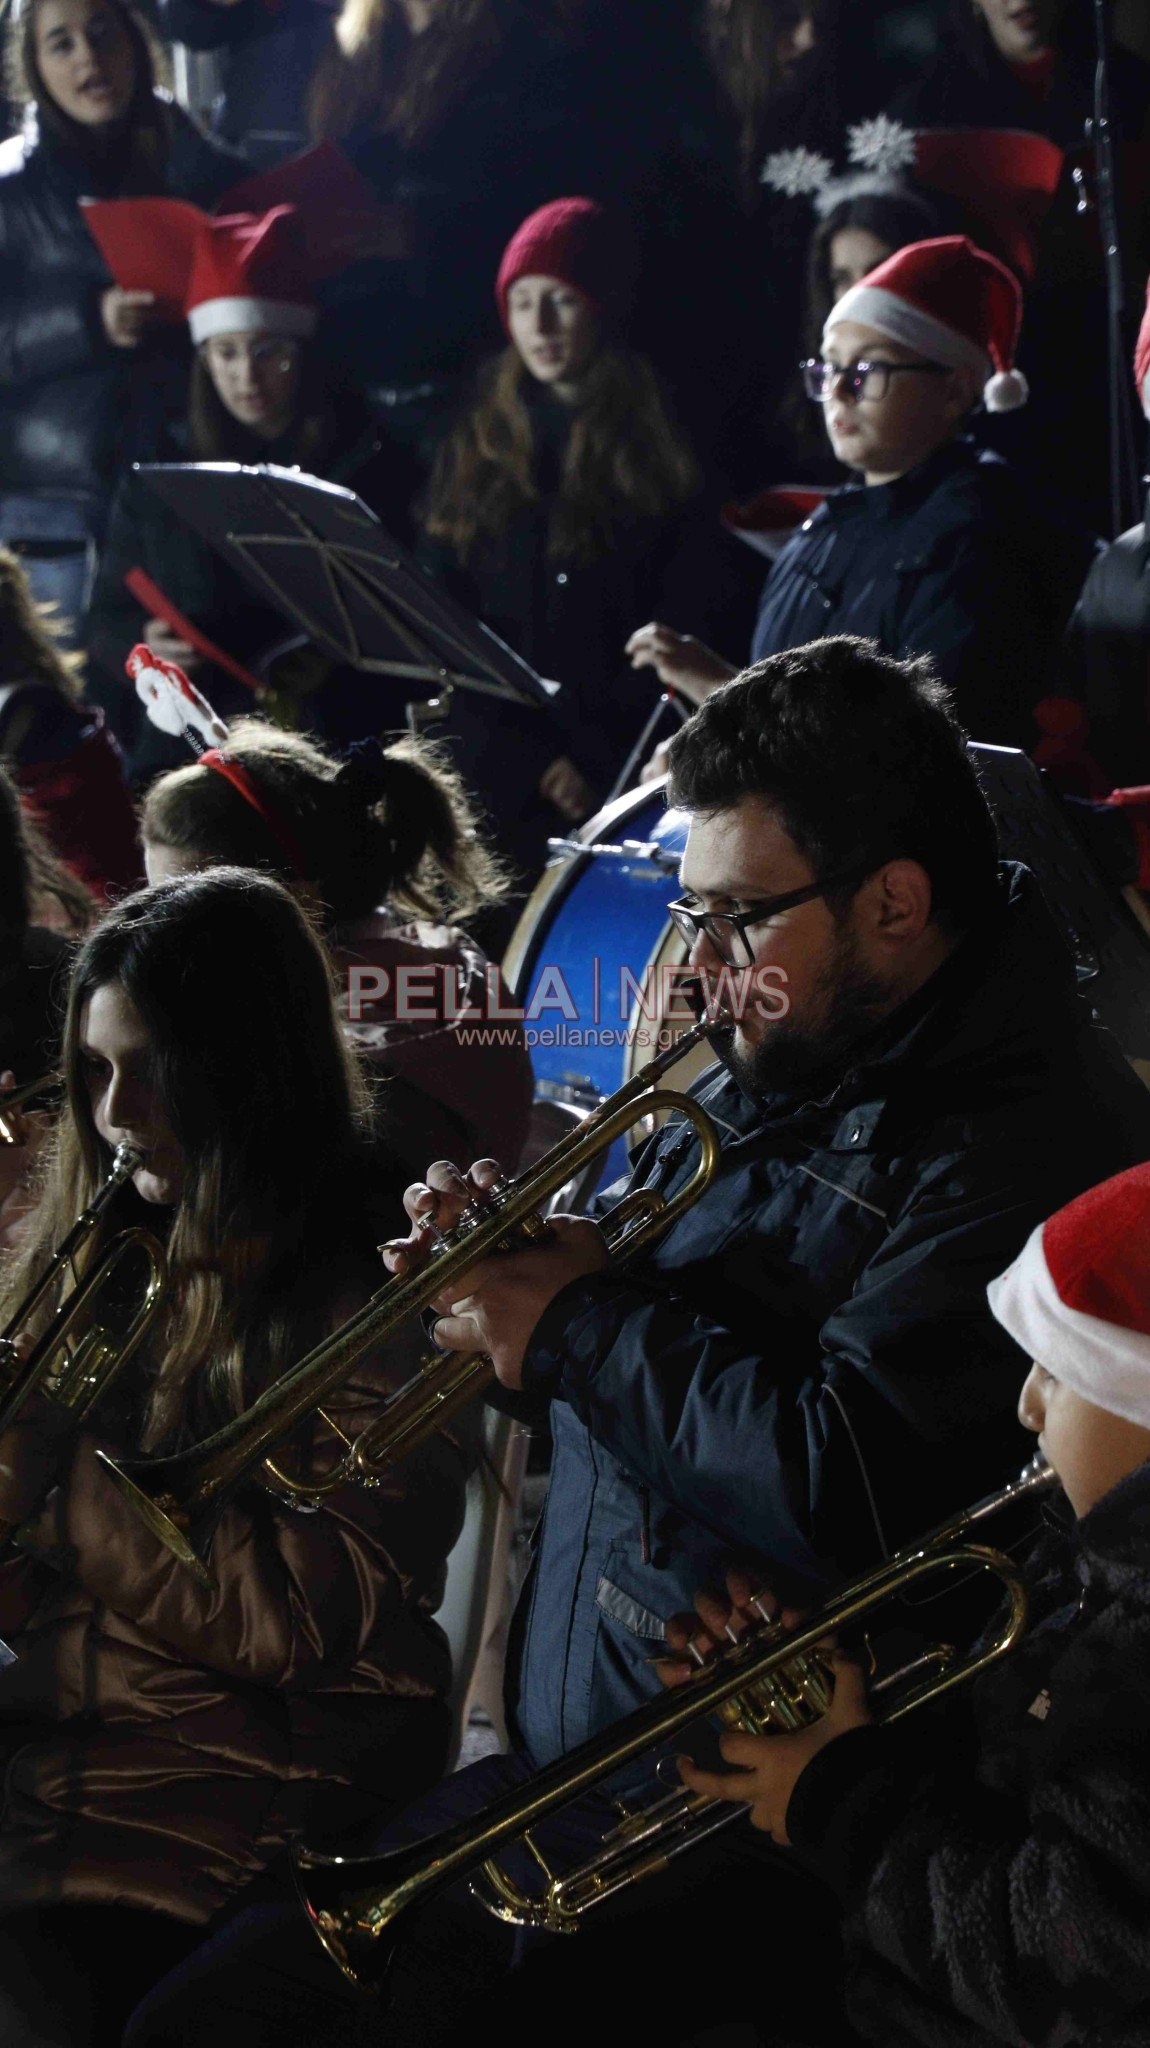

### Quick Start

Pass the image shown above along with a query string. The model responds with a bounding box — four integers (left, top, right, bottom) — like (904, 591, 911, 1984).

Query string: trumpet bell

(293, 1837, 439, 1991)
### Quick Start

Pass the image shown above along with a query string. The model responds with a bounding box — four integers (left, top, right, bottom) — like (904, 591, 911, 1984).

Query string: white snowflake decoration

(846, 115, 918, 179)
(760, 147, 834, 200)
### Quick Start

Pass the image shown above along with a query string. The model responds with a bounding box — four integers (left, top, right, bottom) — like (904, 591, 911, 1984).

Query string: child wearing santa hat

(628, 233, 1095, 768)
(675, 1160, 1150, 2046)
(83, 200, 417, 780)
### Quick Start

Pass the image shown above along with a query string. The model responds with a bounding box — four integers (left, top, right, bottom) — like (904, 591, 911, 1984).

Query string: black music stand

(136, 462, 559, 717)
(971, 742, 1150, 1062)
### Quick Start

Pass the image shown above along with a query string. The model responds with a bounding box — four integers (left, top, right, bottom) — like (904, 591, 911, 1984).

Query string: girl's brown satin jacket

(0, 1321, 469, 1923)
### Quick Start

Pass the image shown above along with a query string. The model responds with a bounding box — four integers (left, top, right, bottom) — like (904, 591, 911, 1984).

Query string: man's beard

(724, 924, 895, 1102)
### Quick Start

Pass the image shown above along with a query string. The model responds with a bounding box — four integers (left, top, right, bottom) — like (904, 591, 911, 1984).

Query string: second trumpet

(94, 1014, 726, 1578)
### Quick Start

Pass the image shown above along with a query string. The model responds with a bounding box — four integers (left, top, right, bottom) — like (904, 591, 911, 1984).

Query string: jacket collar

(814, 436, 988, 530)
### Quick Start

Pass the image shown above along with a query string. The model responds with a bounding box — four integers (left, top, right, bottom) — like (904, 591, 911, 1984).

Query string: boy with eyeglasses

(628, 236, 1096, 755)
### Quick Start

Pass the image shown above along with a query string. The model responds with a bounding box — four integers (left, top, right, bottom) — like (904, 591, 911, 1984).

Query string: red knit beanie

(495, 197, 618, 332)
(988, 1165, 1150, 1428)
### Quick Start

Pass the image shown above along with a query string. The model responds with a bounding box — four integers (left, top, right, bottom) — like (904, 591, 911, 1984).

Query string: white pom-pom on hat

(984, 367, 1029, 413)
(828, 236, 1028, 413)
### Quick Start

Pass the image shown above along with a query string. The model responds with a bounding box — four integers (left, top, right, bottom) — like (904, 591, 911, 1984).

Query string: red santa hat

(83, 198, 317, 343)
(988, 1165, 1150, 1429)
(835, 119, 1064, 284)
(185, 207, 317, 344)
(826, 233, 1029, 414)
(1135, 276, 1150, 422)
(495, 196, 622, 331)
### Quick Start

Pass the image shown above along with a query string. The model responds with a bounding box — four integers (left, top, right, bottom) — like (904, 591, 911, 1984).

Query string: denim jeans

(0, 495, 97, 648)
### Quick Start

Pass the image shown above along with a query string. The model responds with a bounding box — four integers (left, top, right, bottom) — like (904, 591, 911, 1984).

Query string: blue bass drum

(503, 780, 714, 1115)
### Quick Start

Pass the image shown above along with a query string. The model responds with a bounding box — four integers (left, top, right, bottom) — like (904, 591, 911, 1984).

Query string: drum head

(505, 779, 705, 1113)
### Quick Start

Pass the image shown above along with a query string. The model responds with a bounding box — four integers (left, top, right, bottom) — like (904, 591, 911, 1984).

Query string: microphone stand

(1091, 0, 1141, 536)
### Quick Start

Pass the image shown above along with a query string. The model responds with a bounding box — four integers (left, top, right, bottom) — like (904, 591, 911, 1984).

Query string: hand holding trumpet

(658, 1568, 871, 1844)
(379, 1159, 608, 1390)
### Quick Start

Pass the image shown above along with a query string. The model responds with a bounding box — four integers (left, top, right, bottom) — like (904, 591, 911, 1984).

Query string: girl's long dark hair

(309, 0, 501, 148)
(422, 345, 700, 568)
(803, 185, 942, 350)
(3, 868, 378, 1449)
(8, 0, 167, 189)
(141, 723, 507, 925)
(702, 0, 838, 203)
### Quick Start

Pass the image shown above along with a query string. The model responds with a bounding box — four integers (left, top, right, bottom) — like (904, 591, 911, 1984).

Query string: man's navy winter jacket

(750, 442, 1097, 750)
(507, 867, 1150, 1768)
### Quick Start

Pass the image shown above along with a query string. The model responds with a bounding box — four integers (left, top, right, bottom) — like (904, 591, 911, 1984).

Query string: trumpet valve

(42, 1327, 118, 1409)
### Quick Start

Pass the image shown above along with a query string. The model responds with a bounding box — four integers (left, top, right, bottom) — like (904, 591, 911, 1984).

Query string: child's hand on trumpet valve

(656, 1568, 871, 1845)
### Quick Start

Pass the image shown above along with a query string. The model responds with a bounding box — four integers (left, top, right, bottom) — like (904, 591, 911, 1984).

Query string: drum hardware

(546, 836, 683, 875)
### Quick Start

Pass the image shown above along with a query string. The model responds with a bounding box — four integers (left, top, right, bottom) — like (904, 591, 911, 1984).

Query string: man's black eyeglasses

(667, 869, 868, 969)
(800, 357, 951, 403)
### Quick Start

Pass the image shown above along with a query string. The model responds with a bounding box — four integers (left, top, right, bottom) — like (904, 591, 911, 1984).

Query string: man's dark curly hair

(666, 636, 1000, 936)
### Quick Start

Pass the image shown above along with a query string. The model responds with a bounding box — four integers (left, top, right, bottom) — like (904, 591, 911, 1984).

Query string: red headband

(199, 750, 311, 882)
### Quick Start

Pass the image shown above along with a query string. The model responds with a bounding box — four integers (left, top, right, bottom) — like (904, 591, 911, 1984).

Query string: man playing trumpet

(125, 635, 1150, 2045)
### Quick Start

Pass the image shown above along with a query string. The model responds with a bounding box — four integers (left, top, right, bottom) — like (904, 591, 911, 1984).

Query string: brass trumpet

(296, 1455, 1058, 1987)
(94, 1015, 725, 1582)
(0, 1143, 168, 1544)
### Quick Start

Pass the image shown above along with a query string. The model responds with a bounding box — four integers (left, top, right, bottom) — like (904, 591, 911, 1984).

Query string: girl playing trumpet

(0, 866, 470, 2047)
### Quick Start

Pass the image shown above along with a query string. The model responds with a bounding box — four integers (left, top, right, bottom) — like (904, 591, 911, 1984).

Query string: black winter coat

(788, 1458, 1150, 2046)
(751, 440, 1098, 750)
(0, 101, 240, 510)
(507, 866, 1150, 1769)
(419, 381, 756, 882)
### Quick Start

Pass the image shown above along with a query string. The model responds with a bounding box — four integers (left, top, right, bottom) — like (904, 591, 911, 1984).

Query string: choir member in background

(0, 0, 239, 640)
(630, 236, 1097, 767)
(86, 203, 420, 782)
(418, 195, 752, 883)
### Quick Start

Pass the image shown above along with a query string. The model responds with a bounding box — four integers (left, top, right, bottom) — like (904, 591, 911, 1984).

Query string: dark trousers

(124, 1751, 858, 2048)
(0, 1906, 198, 2048)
